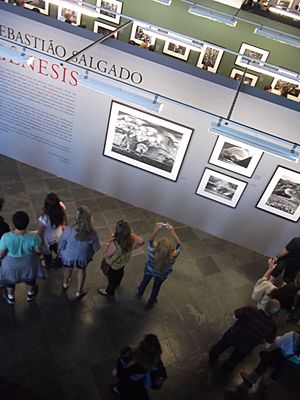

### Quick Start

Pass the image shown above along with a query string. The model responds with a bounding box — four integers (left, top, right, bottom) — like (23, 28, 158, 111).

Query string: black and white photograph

(96, 0, 123, 24)
(235, 43, 269, 72)
(271, 77, 300, 101)
(163, 40, 190, 61)
(209, 136, 263, 177)
(93, 21, 118, 38)
(103, 102, 193, 181)
(276, 0, 293, 8)
(130, 21, 157, 46)
(24, 0, 49, 14)
(57, 7, 81, 25)
(197, 45, 224, 73)
(196, 168, 247, 208)
(257, 166, 300, 222)
(230, 68, 258, 87)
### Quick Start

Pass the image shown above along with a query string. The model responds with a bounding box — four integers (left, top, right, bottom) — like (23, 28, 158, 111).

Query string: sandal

(98, 288, 108, 296)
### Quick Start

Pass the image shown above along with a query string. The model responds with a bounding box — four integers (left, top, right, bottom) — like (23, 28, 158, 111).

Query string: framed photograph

(196, 168, 247, 208)
(271, 77, 300, 101)
(196, 44, 224, 73)
(235, 43, 269, 71)
(96, 0, 123, 24)
(163, 40, 190, 61)
(93, 21, 118, 38)
(24, 0, 49, 14)
(57, 7, 81, 25)
(130, 21, 157, 46)
(209, 136, 263, 178)
(257, 166, 300, 222)
(103, 102, 193, 181)
(230, 68, 259, 87)
(276, 0, 293, 8)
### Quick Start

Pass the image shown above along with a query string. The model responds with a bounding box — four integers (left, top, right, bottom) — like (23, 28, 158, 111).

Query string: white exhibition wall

(0, 5, 300, 256)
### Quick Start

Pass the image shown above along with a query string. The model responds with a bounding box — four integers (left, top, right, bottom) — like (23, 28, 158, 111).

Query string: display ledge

(1, 2, 299, 113)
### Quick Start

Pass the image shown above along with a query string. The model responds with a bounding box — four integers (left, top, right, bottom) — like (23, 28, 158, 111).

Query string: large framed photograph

(197, 45, 224, 73)
(257, 166, 300, 222)
(96, 0, 123, 24)
(24, 0, 49, 14)
(130, 21, 157, 46)
(57, 7, 81, 25)
(235, 43, 269, 71)
(196, 168, 247, 208)
(103, 102, 193, 181)
(230, 68, 259, 87)
(271, 77, 300, 101)
(163, 40, 190, 61)
(93, 21, 118, 38)
(209, 136, 263, 178)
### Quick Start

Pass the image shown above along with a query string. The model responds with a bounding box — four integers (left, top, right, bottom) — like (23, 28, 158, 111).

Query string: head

(43, 193, 65, 228)
(114, 220, 133, 253)
(153, 237, 173, 272)
(280, 86, 288, 97)
(16, 0, 25, 7)
(264, 299, 281, 317)
(75, 206, 95, 241)
(264, 85, 272, 92)
(12, 211, 29, 230)
(135, 334, 162, 369)
(0, 198, 4, 212)
(140, 41, 148, 49)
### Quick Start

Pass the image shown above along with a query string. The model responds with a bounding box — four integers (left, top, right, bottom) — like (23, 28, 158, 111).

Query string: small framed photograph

(96, 0, 123, 24)
(196, 168, 247, 208)
(257, 166, 300, 222)
(230, 68, 259, 87)
(103, 101, 193, 181)
(235, 43, 269, 71)
(130, 21, 157, 46)
(197, 44, 224, 73)
(276, 0, 293, 8)
(93, 21, 118, 38)
(163, 40, 190, 61)
(24, 0, 49, 14)
(57, 7, 81, 25)
(271, 77, 300, 101)
(209, 136, 263, 178)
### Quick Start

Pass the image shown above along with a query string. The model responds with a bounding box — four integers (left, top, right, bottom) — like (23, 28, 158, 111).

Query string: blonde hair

(75, 206, 95, 241)
(153, 237, 173, 273)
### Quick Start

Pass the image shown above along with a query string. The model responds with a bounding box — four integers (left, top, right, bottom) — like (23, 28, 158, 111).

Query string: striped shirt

(144, 240, 182, 278)
(276, 331, 300, 365)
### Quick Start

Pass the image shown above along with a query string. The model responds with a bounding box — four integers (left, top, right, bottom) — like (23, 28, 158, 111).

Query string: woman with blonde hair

(136, 222, 182, 308)
(59, 206, 100, 299)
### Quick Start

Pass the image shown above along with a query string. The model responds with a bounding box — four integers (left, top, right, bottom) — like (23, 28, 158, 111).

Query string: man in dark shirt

(0, 198, 10, 240)
(271, 237, 300, 283)
(209, 300, 280, 373)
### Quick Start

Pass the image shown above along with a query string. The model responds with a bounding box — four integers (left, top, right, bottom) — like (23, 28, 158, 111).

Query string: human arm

(166, 224, 181, 246)
(263, 258, 277, 280)
(149, 222, 164, 241)
(274, 247, 289, 261)
(102, 236, 117, 259)
(131, 233, 145, 250)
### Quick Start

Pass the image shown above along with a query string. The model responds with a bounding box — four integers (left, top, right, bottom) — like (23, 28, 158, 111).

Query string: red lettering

(61, 66, 67, 83)
(50, 63, 60, 80)
(38, 58, 49, 76)
(69, 70, 78, 87)
(9, 45, 20, 66)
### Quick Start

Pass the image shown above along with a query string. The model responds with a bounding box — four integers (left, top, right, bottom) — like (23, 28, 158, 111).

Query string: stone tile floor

(0, 154, 299, 400)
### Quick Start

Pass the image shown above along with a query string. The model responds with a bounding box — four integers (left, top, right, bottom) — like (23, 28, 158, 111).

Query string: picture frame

(96, 0, 123, 24)
(196, 168, 247, 208)
(57, 6, 81, 25)
(24, 0, 49, 14)
(276, 0, 293, 8)
(209, 136, 263, 178)
(93, 21, 118, 38)
(271, 77, 300, 101)
(196, 44, 224, 73)
(256, 166, 300, 222)
(103, 101, 193, 181)
(230, 68, 259, 87)
(130, 21, 157, 46)
(163, 40, 190, 61)
(235, 43, 269, 71)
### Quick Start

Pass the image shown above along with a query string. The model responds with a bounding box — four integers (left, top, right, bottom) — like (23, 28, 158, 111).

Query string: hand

(267, 258, 277, 270)
(155, 222, 164, 230)
(166, 224, 174, 231)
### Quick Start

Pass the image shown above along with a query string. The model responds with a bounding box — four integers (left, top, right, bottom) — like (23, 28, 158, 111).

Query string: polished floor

(0, 154, 299, 400)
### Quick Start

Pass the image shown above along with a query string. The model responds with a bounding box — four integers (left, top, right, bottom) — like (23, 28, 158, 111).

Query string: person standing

(209, 299, 281, 373)
(0, 211, 43, 304)
(271, 237, 300, 283)
(59, 206, 100, 299)
(136, 222, 182, 308)
(38, 193, 67, 268)
(98, 220, 144, 297)
(0, 198, 10, 240)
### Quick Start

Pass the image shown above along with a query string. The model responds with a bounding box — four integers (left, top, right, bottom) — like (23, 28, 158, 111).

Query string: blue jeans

(137, 273, 166, 305)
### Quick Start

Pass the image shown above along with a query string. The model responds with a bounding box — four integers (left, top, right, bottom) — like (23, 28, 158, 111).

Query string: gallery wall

(0, 4, 300, 257)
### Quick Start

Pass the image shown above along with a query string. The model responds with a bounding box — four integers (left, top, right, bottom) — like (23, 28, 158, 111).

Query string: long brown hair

(153, 237, 173, 273)
(75, 206, 96, 241)
(114, 220, 134, 254)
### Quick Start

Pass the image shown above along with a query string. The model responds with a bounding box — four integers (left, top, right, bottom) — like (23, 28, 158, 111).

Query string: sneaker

(3, 291, 15, 305)
(75, 289, 88, 299)
(27, 285, 39, 302)
(62, 283, 69, 291)
(146, 299, 158, 309)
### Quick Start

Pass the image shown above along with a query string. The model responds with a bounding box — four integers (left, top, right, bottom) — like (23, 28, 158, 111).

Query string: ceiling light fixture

(187, 4, 237, 27)
(254, 26, 300, 48)
(153, 0, 172, 5)
(0, 41, 34, 65)
(239, 58, 300, 82)
(78, 72, 164, 113)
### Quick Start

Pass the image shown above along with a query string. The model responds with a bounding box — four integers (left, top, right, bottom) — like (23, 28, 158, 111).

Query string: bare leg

(63, 267, 73, 288)
(77, 268, 86, 294)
